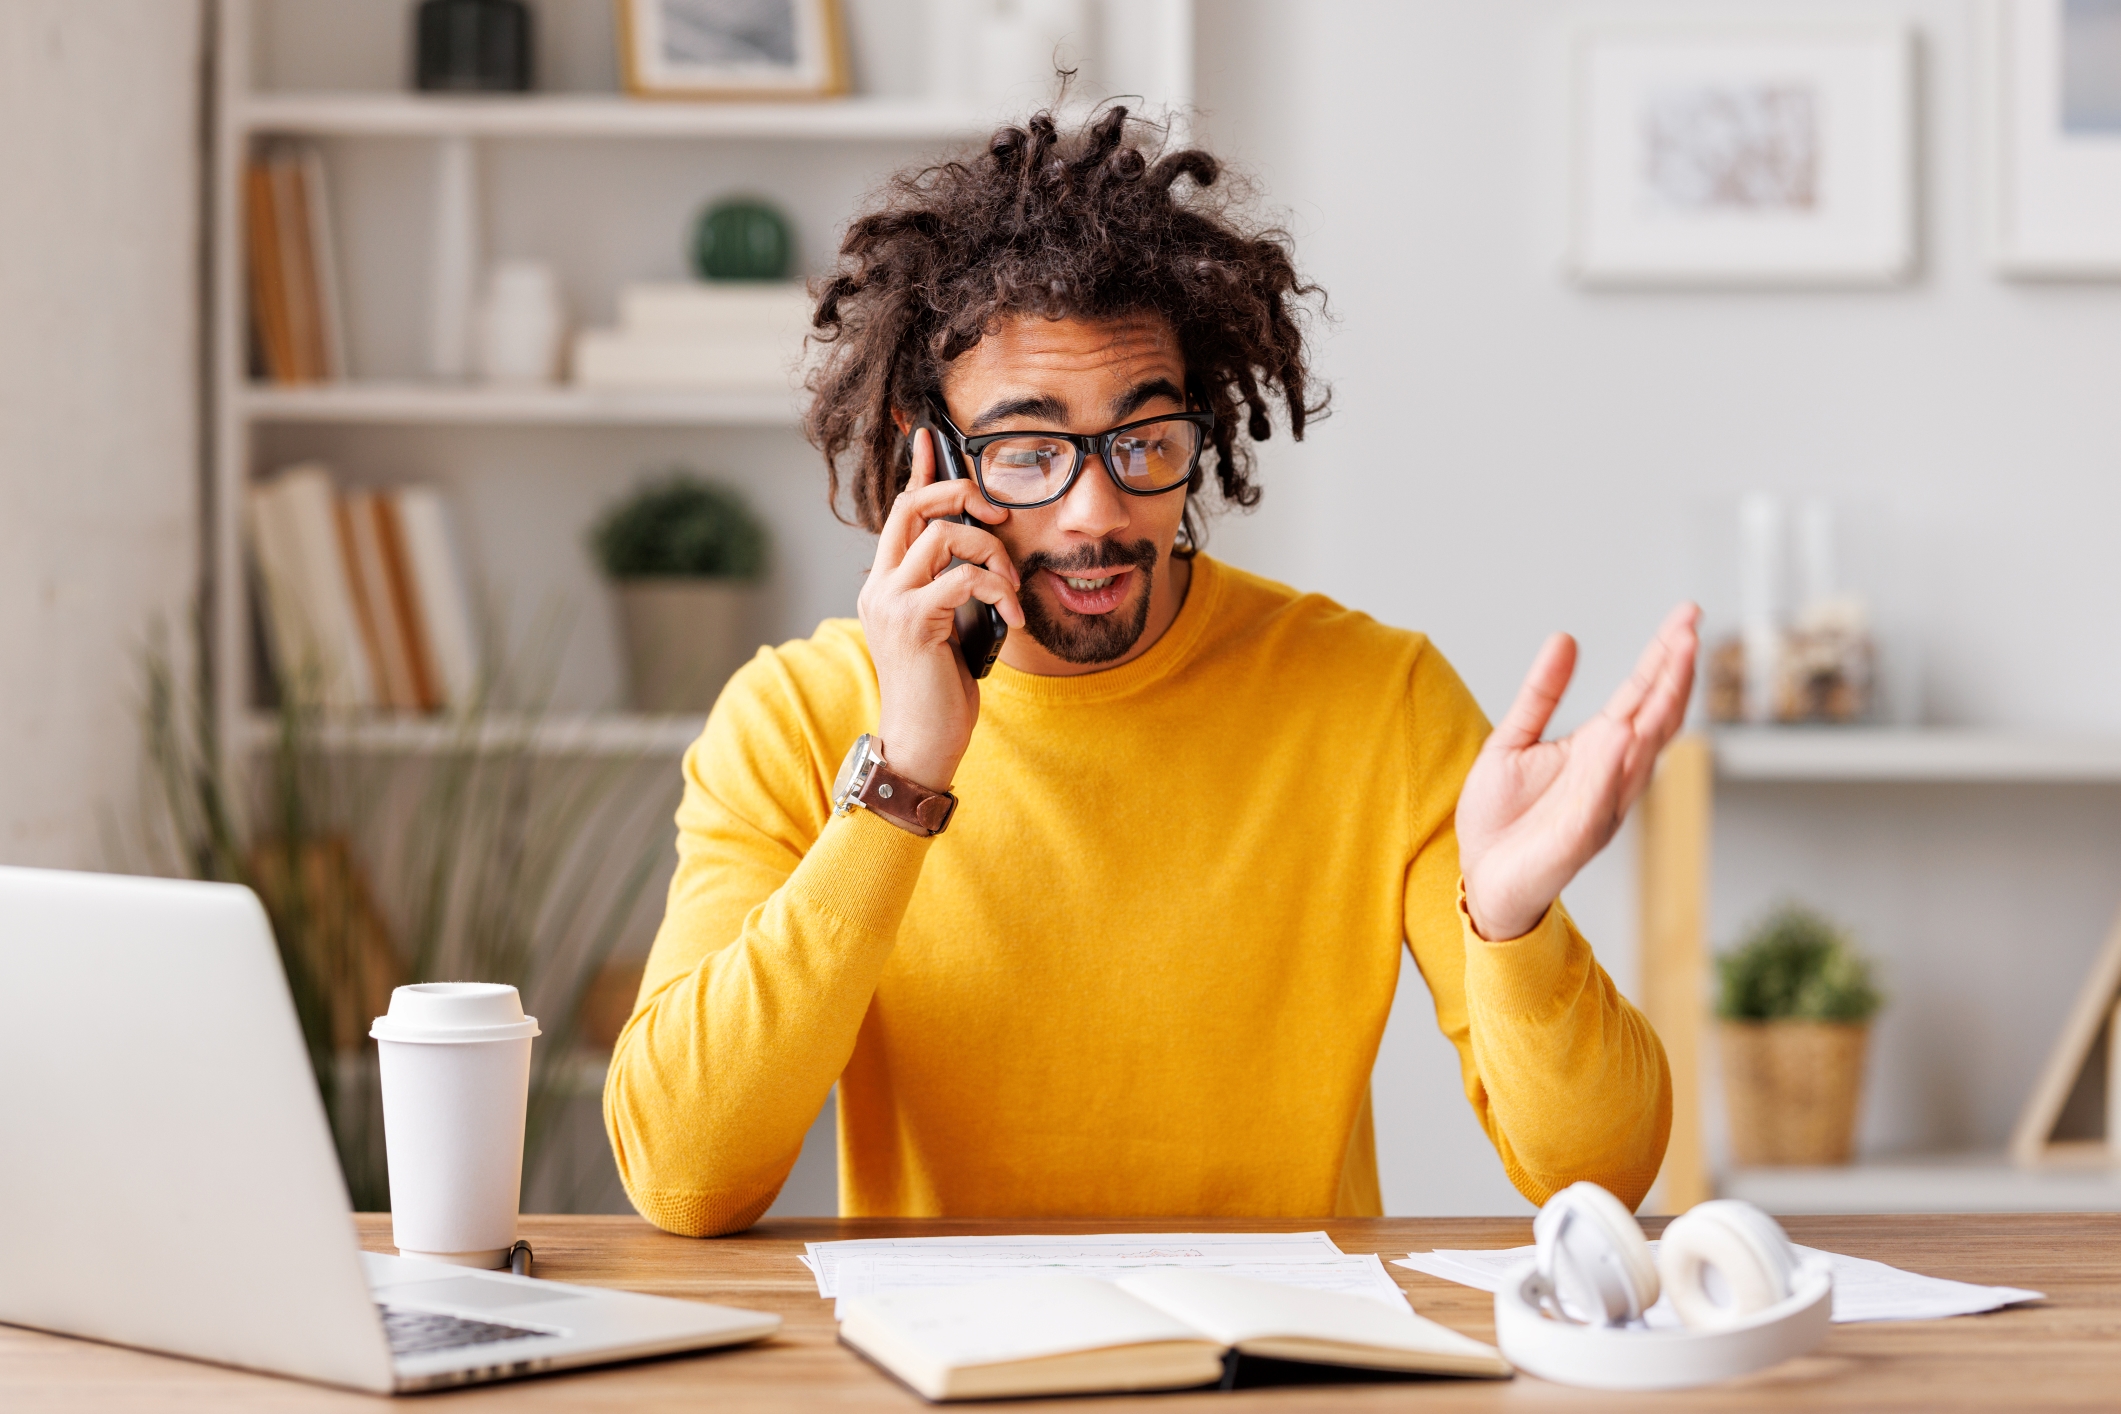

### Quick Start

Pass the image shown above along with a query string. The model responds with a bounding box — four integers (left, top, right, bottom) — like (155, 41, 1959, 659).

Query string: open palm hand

(1457, 604, 1701, 941)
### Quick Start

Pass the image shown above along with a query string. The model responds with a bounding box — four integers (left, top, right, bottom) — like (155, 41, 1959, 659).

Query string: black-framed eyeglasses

(932, 404, 1214, 510)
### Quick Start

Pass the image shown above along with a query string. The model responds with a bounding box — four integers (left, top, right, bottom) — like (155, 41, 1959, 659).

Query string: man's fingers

(914, 562, 1025, 628)
(1599, 602, 1700, 725)
(1605, 606, 1700, 807)
(875, 463, 1009, 571)
(1490, 632, 1577, 751)
(1633, 618, 1698, 746)
(893, 517, 1021, 591)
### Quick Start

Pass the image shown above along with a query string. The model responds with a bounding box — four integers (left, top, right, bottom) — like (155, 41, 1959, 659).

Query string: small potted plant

(1716, 903, 1884, 1167)
(590, 473, 767, 712)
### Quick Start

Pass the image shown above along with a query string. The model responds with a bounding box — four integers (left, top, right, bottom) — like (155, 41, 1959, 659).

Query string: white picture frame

(1986, 0, 2121, 276)
(1569, 24, 1914, 286)
(618, 0, 849, 100)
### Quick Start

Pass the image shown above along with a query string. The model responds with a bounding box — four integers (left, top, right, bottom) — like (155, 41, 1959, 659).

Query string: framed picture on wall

(1986, 0, 2121, 275)
(617, 0, 849, 99)
(1569, 25, 1914, 286)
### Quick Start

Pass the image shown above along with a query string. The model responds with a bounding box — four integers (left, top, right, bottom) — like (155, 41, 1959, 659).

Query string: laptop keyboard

(378, 1303, 550, 1356)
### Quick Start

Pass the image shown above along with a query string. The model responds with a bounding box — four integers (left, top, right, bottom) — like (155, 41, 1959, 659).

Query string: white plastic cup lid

(370, 983, 541, 1045)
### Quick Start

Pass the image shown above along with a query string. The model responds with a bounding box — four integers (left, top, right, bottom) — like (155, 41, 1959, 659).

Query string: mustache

(1018, 538, 1158, 578)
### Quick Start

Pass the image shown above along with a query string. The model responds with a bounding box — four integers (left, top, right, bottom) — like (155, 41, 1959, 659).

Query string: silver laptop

(0, 866, 778, 1394)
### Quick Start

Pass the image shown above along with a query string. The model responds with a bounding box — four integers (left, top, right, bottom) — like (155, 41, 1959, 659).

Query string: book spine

(269, 146, 322, 384)
(392, 487, 480, 711)
(298, 143, 349, 382)
(372, 492, 442, 712)
(332, 493, 394, 708)
(273, 463, 374, 710)
(341, 490, 423, 712)
(244, 160, 295, 383)
(244, 479, 310, 698)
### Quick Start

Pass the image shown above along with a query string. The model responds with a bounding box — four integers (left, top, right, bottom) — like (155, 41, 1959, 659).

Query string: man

(605, 109, 1695, 1237)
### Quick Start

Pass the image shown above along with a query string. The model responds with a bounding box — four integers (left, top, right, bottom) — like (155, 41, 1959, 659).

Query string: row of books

(247, 465, 480, 713)
(245, 140, 346, 384)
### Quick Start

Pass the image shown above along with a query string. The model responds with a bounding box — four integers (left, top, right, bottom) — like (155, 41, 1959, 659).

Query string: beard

(1015, 537, 1161, 664)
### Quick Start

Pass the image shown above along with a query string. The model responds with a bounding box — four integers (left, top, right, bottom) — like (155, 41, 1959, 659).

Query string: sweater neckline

(981, 554, 1224, 706)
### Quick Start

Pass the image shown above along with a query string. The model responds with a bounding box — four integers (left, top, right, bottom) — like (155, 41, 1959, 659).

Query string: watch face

(834, 734, 877, 807)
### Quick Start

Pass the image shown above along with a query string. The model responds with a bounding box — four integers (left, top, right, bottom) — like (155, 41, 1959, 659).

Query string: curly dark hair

(803, 104, 1325, 548)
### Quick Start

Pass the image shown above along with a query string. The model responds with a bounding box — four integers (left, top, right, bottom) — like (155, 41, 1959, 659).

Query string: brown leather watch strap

(859, 759, 957, 836)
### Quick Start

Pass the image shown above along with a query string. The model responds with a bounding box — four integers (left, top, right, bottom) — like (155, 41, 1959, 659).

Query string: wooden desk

(3, 1214, 2114, 1409)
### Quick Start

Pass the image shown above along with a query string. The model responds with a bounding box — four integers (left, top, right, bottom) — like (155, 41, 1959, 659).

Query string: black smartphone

(917, 416, 1008, 679)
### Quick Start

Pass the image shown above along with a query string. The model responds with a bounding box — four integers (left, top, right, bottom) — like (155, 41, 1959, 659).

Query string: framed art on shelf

(1570, 24, 1914, 286)
(1986, 0, 2121, 276)
(617, 0, 849, 100)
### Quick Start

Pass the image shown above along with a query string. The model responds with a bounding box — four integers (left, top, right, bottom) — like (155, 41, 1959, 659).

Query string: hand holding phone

(919, 415, 1009, 679)
(855, 423, 1018, 793)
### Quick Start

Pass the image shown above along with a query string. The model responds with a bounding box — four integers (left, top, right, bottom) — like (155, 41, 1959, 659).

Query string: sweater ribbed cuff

(1458, 880, 1576, 1015)
(790, 806, 934, 942)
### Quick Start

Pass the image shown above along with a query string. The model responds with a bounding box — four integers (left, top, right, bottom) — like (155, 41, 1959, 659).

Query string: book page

(827, 1253, 1409, 1318)
(1113, 1269, 1504, 1365)
(804, 1230, 1345, 1298)
(838, 1273, 1207, 1368)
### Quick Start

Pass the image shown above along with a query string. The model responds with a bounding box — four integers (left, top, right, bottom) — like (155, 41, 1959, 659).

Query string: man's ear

(891, 407, 912, 435)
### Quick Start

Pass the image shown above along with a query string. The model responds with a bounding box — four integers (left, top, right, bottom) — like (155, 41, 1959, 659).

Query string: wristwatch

(832, 734, 957, 836)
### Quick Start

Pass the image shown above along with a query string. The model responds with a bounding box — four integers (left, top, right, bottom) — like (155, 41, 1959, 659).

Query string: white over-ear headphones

(1495, 1182, 1833, 1389)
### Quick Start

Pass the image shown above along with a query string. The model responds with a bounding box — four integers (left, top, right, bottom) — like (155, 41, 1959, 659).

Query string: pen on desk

(508, 1240, 533, 1277)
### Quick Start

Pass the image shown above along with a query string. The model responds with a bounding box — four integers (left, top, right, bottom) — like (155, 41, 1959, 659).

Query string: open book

(837, 1269, 1510, 1401)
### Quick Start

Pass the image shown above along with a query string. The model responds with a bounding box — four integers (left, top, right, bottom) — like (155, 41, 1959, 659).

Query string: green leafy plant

(590, 473, 767, 580)
(127, 615, 674, 1211)
(1716, 903, 1884, 1023)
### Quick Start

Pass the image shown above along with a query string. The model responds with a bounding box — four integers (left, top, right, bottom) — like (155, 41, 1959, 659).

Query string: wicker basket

(1720, 1020, 1870, 1166)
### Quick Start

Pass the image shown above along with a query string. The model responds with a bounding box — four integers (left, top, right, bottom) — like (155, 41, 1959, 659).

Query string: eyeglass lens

(975, 419, 1204, 506)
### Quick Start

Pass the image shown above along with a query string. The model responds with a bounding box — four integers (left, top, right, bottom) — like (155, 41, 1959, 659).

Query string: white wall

(0, 1, 201, 868)
(1194, 1, 2121, 1210)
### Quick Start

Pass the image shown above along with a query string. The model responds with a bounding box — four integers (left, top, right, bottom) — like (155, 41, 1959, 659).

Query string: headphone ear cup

(1658, 1200, 1800, 1331)
(1534, 1182, 1660, 1326)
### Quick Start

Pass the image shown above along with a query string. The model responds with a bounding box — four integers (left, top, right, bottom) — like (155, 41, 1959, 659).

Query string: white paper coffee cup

(370, 983, 540, 1268)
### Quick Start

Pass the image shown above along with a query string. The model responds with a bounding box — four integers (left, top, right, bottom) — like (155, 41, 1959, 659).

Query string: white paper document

(1393, 1243, 2043, 1325)
(801, 1231, 1410, 1316)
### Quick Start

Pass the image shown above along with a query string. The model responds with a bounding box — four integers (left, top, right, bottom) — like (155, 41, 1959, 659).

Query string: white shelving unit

(234, 91, 994, 141)
(1726, 1152, 2121, 1215)
(240, 382, 800, 427)
(237, 709, 706, 758)
(210, 0, 1195, 762)
(1712, 728, 2121, 783)
(1645, 728, 2121, 1215)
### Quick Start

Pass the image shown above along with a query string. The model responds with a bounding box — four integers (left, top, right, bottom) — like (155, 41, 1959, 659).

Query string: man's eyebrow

(1109, 378, 1187, 421)
(969, 393, 1069, 430)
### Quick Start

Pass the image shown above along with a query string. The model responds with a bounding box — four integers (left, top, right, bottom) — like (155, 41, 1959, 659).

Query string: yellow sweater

(605, 556, 1670, 1236)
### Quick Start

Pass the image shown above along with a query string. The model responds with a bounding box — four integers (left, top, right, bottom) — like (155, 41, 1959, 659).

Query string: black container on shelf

(414, 0, 533, 93)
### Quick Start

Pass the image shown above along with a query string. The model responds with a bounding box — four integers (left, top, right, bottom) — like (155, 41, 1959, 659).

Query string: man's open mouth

(1045, 566, 1134, 615)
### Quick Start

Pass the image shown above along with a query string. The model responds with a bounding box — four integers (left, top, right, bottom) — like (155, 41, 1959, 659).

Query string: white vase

(476, 261, 566, 385)
(428, 136, 480, 380)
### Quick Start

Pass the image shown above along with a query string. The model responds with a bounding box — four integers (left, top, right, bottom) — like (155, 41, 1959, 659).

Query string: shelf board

(1710, 728, 2121, 783)
(234, 92, 990, 141)
(1724, 1151, 2121, 1214)
(240, 711, 703, 757)
(240, 382, 802, 428)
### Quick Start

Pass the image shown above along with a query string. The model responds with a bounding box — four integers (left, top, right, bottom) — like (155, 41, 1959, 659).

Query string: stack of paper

(801, 1232, 1412, 1319)
(1394, 1244, 2043, 1325)
(572, 282, 811, 392)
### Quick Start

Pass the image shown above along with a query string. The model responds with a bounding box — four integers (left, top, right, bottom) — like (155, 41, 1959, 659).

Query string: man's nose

(1053, 450, 1129, 541)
